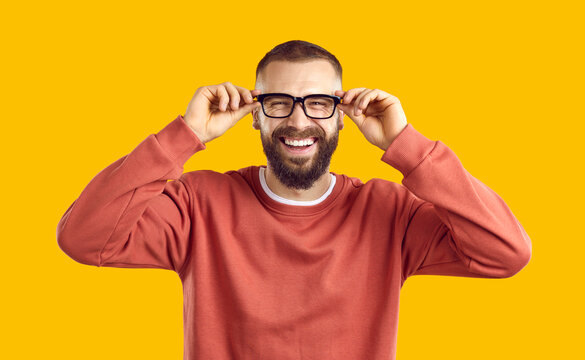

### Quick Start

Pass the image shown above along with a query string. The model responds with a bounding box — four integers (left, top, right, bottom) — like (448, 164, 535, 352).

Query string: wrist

(182, 115, 208, 144)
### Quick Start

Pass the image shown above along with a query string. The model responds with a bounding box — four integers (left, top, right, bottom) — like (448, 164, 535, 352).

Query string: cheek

(321, 114, 340, 133)
(259, 120, 275, 139)
(260, 118, 288, 136)
(323, 122, 338, 136)
(261, 122, 272, 135)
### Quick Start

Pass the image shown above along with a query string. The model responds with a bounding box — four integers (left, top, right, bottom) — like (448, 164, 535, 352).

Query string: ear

(337, 109, 344, 130)
(252, 108, 260, 130)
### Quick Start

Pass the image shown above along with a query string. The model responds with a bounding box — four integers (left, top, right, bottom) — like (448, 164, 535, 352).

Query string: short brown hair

(255, 40, 342, 81)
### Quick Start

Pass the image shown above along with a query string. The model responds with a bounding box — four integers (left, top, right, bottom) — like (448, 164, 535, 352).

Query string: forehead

(257, 60, 341, 96)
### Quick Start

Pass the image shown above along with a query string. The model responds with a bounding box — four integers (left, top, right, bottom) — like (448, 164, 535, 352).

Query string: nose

(286, 101, 313, 129)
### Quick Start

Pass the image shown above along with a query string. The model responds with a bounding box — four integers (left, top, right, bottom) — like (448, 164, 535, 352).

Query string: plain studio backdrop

(1, 0, 582, 359)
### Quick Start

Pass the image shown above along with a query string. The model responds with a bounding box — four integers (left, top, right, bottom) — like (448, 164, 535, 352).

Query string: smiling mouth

(279, 137, 318, 149)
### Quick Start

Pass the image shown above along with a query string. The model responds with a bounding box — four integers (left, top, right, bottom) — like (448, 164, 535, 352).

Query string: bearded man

(57, 40, 531, 360)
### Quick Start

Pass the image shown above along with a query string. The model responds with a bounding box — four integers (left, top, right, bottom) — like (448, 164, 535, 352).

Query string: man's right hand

(183, 82, 262, 144)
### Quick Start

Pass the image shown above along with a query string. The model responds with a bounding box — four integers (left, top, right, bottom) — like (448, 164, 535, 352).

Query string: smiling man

(254, 59, 344, 195)
(57, 40, 532, 360)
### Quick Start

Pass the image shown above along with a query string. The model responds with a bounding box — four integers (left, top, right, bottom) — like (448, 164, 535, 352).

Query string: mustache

(271, 125, 325, 141)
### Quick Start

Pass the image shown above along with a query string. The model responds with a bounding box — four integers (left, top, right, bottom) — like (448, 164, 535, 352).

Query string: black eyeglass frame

(255, 93, 342, 119)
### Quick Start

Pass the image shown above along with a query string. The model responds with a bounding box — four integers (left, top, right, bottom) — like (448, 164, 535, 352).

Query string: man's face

(253, 60, 344, 190)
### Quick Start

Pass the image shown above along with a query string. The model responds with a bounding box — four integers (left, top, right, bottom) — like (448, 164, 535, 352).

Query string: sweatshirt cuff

(380, 123, 437, 178)
(154, 114, 206, 166)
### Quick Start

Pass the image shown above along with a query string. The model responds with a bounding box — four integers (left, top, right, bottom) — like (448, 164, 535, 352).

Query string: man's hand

(336, 88, 408, 151)
(183, 82, 262, 143)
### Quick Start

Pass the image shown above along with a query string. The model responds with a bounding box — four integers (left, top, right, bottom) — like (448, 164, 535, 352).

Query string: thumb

(338, 103, 366, 128)
(230, 101, 261, 123)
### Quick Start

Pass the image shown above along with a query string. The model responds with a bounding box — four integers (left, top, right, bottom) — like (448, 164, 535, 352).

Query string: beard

(261, 122, 339, 190)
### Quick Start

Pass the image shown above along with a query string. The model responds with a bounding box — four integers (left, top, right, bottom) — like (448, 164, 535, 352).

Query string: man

(57, 40, 532, 359)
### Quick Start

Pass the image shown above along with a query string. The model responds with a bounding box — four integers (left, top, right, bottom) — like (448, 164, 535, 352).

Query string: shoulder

(338, 173, 406, 194)
(178, 166, 256, 193)
(336, 172, 417, 208)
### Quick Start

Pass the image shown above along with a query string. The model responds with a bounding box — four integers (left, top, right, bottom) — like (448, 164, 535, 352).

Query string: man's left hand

(336, 88, 408, 151)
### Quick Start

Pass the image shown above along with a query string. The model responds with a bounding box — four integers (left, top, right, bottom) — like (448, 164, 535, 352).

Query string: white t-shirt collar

(258, 167, 336, 206)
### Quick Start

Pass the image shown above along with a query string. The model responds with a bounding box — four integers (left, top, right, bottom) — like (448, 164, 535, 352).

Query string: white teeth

(284, 138, 315, 147)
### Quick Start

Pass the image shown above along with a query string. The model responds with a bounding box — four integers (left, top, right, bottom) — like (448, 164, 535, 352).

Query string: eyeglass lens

(262, 95, 336, 118)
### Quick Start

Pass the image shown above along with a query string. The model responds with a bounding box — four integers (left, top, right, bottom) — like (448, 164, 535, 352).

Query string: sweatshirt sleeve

(56, 114, 205, 273)
(381, 124, 532, 281)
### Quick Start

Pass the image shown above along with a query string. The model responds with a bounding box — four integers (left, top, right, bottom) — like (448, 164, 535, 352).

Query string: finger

(231, 101, 261, 122)
(234, 85, 254, 104)
(354, 89, 375, 116)
(357, 89, 386, 115)
(251, 89, 262, 97)
(342, 87, 368, 106)
(222, 82, 241, 111)
(334, 90, 346, 98)
(337, 98, 367, 126)
(337, 95, 356, 114)
(340, 103, 366, 129)
(210, 85, 230, 112)
(337, 102, 351, 114)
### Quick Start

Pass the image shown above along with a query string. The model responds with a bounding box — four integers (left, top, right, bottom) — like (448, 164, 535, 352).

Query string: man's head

(252, 40, 344, 190)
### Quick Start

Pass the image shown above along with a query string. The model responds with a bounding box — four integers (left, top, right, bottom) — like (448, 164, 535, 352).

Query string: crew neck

(258, 167, 336, 206)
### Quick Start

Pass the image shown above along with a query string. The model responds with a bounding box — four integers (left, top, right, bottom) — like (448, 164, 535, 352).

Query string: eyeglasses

(256, 93, 342, 119)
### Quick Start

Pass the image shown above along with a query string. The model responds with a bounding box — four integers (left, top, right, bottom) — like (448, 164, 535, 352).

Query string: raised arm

(56, 115, 203, 271)
(383, 123, 531, 280)
(336, 88, 531, 281)
(56, 83, 261, 273)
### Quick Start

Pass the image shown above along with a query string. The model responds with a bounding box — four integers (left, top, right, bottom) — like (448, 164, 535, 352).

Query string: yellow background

(2, 0, 583, 358)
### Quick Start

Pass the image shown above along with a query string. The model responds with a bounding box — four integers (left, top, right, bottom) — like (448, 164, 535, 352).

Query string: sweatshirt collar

(258, 167, 336, 207)
(246, 166, 345, 216)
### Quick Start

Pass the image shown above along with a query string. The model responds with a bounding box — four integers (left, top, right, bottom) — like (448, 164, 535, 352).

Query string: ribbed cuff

(154, 114, 206, 166)
(380, 123, 437, 178)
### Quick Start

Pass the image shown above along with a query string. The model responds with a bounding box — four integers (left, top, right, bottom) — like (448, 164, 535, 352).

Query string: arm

(56, 83, 261, 273)
(56, 115, 204, 272)
(383, 124, 532, 280)
(336, 88, 531, 281)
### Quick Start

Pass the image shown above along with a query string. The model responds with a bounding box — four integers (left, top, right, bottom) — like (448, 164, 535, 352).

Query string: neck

(264, 165, 332, 201)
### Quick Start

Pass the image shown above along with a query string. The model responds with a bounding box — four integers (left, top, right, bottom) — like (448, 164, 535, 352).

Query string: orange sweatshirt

(56, 114, 531, 360)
